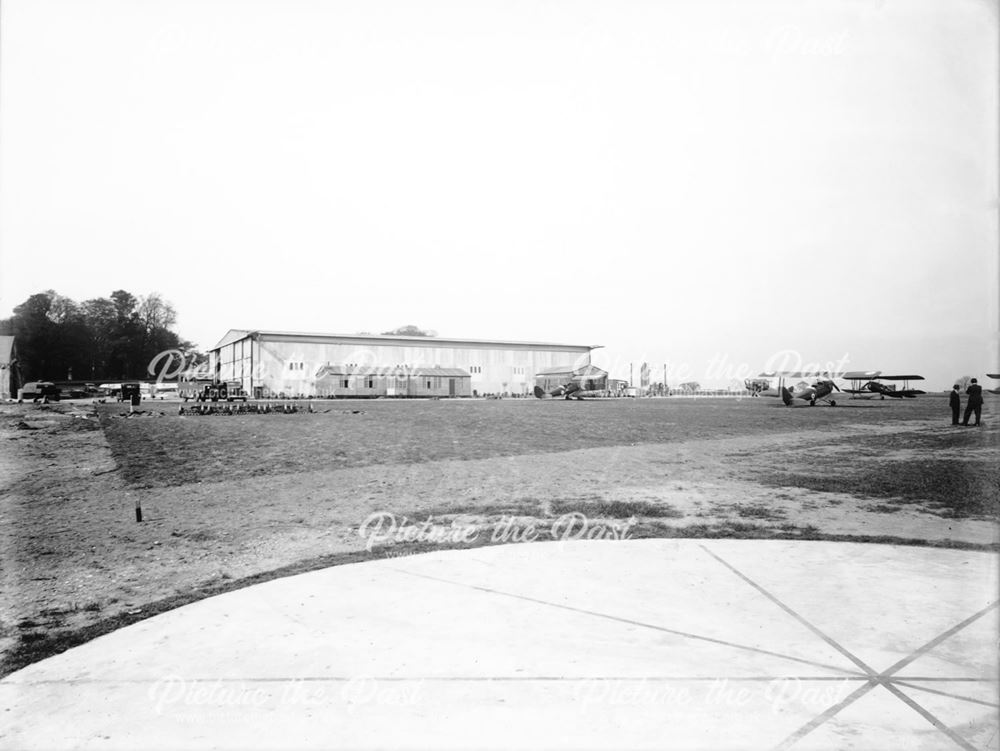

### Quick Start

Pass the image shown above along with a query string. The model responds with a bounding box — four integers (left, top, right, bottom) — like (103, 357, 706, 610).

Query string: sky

(1, 0, 997, 389)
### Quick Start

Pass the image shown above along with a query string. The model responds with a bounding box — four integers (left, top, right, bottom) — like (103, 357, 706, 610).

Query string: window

(367, 379, 374, 388)
(342, 379, 349, 388)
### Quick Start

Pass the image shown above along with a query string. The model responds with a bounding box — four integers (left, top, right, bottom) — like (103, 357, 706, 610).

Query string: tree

(381, 325, 437, 337)
(110, 290, 138, 322)
(81, 297, 117, 380)
(137, 293, 177, 332)
(955, 375, 973, 390)
(8, 292, 58, 380)
(2, 289, 193, 382)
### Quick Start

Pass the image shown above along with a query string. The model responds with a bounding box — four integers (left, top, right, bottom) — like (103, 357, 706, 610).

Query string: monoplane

(756, 371, 841, 406)
(533, 383, 601, 400)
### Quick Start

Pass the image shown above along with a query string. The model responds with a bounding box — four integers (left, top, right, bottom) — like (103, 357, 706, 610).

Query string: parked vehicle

(179, 379, 248, 402)
(19, 382, 61, 401)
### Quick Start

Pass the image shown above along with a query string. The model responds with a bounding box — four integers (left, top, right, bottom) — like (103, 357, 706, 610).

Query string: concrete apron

(1, 539, 997, 750)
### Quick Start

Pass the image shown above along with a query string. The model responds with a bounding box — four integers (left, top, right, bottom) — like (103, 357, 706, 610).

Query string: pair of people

(950, 379, 983, 426)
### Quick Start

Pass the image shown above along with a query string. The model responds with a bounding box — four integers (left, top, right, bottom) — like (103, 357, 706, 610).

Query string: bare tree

(138, 293, 177, 332)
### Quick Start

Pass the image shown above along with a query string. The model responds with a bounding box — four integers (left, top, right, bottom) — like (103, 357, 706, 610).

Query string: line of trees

(0, 290, 196, 382)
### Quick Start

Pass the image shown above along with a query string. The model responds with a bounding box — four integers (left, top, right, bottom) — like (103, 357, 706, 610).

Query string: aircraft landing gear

(830, 400, 837, 406)
(809, 399, 816, 406)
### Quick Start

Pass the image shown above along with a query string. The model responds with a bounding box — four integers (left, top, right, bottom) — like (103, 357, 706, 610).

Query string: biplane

(842, 371, 926, 399)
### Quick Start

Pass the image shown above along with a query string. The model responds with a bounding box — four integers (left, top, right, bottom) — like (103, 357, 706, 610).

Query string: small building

(314, 365, 471, 398)
(535, 364, 609, 394)
(607, 378, 630, 396)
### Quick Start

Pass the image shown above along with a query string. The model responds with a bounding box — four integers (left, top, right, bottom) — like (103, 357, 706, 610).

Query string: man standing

(950, 385, 961, 425)
(963, 378, 983, 426)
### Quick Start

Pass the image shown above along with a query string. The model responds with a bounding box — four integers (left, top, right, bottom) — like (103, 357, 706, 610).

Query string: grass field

(98, 397, 965, 480)
(1, 394, 997, 676)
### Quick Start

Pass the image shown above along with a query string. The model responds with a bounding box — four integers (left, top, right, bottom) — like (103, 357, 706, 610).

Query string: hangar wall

(209, 330, 597, 397)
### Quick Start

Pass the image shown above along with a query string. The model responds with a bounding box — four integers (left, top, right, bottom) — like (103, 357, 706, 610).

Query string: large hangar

(207, 329, 599, 398)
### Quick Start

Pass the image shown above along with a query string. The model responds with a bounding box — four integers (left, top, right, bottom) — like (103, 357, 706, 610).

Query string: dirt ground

(1, 395, 997, 677)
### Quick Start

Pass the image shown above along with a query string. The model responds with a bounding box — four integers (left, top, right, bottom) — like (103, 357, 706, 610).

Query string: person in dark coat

(950, 385, 961, 425)
(963, 378, 983, 426)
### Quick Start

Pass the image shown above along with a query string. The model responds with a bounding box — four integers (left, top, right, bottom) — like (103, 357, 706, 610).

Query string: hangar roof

(536, 364, 608, 377)
(211, 329, 600, 353)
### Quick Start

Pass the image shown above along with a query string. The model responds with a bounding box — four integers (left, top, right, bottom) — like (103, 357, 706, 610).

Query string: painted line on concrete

(698, 544, 877, 678)
(882, 682, 978, 751)
(892, 680, 999, 709)
(880, 600, 999, 678)
(387, 566, 868, 678)
(891, 677, 999, 682)
(1, 675, 871, 686)
(772, 680, 877, 750)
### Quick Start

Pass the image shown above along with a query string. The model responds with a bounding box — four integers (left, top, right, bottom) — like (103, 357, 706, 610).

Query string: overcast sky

(1, 0, 996, 388)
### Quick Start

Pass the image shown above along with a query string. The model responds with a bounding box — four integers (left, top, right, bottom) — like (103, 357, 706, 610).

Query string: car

(19, 381, 61, 401)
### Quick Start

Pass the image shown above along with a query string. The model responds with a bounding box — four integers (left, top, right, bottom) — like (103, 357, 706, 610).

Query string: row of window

(335, 377, 452, 389)
(285, 363, 533, 376)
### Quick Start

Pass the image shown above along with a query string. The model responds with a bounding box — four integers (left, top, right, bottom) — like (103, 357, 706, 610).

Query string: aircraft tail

(533, 386, 546, 399)
(781, 386, 793, 406)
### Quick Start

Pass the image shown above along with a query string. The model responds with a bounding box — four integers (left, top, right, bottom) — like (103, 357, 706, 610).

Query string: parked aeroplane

(533, 383, 598, 400)
(743, 378, 772, 396)
(842, 371, 926, 399)
(781, 378, 840, 406)
(757, 370, 840, 407)
(755, 371, 841, 406)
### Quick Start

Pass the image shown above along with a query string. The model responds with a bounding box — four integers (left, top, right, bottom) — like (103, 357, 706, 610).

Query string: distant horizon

(2, 287, 994, 391)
